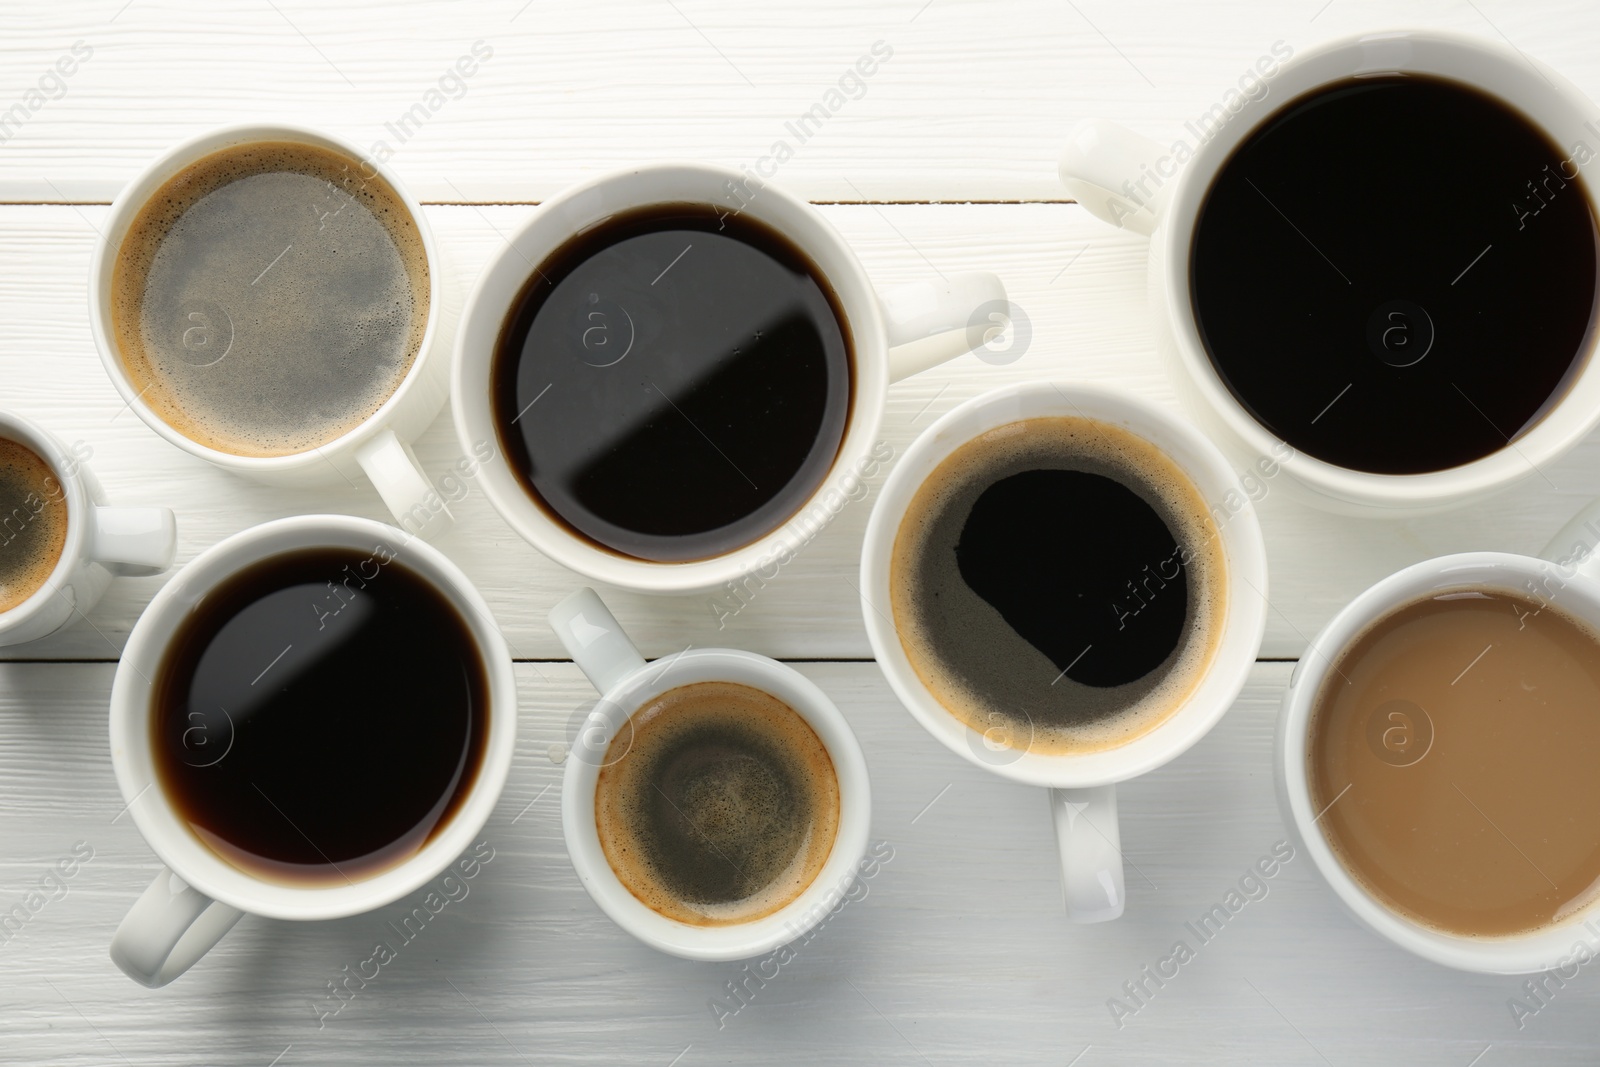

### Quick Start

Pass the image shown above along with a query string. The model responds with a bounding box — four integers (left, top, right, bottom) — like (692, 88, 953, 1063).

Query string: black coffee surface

(151, 547, 488, 885)
(493, 204, 851, 562)
(1193, 75, 1598, 474)
(594, 681, 839, 926)
(0, 437, 67, 613)
(890, 417, 1227, 755)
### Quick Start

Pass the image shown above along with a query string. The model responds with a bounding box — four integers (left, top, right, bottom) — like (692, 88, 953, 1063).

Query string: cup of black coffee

(89, 124, 457, 539)
(1060, 30, 1600, 515)
(0, 409, 174, 647)
(107, 515, 515, 987)
(549, 587, 870, 959)
(453, 162, 1010, 593)
(859, 383, 1268, 921)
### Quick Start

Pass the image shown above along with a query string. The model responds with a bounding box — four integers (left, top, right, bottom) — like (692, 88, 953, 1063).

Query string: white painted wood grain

(4, 202, 1600, 660)
(0, 661, 1594, 1066)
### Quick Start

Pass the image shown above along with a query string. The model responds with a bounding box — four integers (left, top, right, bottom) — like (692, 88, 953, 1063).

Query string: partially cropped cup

(1060, 29, 1600, 516)
(860, 383, 1267, 921)
(108, 515, 515, 987)
(454, 161, 1011, 593)
(1279, 499, 1600, 973)
(0, 409, 174, 647)
(550, 587, 871, 959)
(89, 123, 456, 539)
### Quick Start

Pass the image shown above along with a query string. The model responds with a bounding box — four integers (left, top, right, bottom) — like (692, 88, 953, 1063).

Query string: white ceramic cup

(108, 514, 516, 987)
(0, 410, 174, 647)
(89, 122, 456, 540)
(1059, 29, 1600, 516)
(859, 383, 1268, 922)
(1278, 498, 1600, 973)
(454, 161, 1008, 594)
(549, 587, 871, 960)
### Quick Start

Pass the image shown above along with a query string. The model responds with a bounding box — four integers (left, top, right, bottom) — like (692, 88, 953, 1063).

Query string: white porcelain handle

(88, 505, 176, 577)
(1540, 498, 1600, 584)
(110, 866, 244, 988)
(548, 587, 646, 695)
(1050, 784, 1126, 923)
(1058, 118, 1169, 236)
(883, 272, 1008, 382)
(355, 429, 452, 541)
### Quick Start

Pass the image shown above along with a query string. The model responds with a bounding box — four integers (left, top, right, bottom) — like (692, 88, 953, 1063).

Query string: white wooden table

(3, 2, 1599, 1063)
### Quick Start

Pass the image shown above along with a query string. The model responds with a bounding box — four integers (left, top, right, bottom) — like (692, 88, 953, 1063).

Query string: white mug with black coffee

(1060, 30, 1600, 515)
(550, 587, 871, 959)
(89, 124, 457, 539)
(859, 383, 1267, 921)
(454, 162, 1010, 593)
(0, 409, 175, 647)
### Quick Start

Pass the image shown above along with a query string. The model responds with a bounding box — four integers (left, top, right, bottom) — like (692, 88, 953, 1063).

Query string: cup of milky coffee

(549, 587, 870, 959)
(89, 123, 457, 539)
(107, 515, 515, 986)
(0, 409, 175, 647)
(1059, 30, 1600, 515)
(453, 161, 1010, 594)
(859, 383, 1267, 921)
(1280, 499, 1600, 973)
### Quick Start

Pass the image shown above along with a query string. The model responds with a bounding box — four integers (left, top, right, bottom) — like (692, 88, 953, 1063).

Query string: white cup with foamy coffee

(89, 123, 456, 539)
(550, 587, 871, 959)
(0, 409, 174, 647)
(859, 383, 1267, 922)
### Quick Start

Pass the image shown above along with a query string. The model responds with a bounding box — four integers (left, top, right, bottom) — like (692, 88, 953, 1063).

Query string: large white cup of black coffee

(0, 409, 174, 647)
(107, 515, 515, 987)
(860, 383, 1267, 922)
(1060, 30, 1600, 515)
(89, 123, 457, 539)
(1280, 499, 1600, 973)
(453, 161, 1009, 593)
(549, 588, 870, 960)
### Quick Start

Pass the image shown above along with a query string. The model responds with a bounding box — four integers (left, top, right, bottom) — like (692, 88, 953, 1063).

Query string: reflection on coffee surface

(0, 437, 67, 612)
(1310, 590, 1600, 936)
(111, 141, 431, 457)
(1193, 75, 1598, 474)
(890, 416, 1227, 755)
(594, 681, 839, 926)
(493, 204, 852, 562)
(151, 547, 488, 886)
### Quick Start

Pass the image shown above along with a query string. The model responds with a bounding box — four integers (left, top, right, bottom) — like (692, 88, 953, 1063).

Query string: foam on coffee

(110, 141, 430, 457)
(890, 416, 1228, 755)
(0, 436, 67, 613)
(594, 681, 840, 926)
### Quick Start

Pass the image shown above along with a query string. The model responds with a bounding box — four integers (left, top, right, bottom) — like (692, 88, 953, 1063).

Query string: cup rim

(858, 381, 1268, 788)
(1155, 27, 1600, 510)
(0, 410, 92, 634)
(450, 159, 891, 594)
(107, 514, 516, 921)
(87, 121, 444, 473)
(560, 647, 872, 960)
(1278, 549, 1600, 973)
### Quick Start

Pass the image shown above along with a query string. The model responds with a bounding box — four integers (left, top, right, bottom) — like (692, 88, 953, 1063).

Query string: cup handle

(1540, 498, 1600, 582)
(548, 587, 646, 694)
(110, 866, 245, 988)
(883, 272, 1008, 382)
(355, 429, 453, 541)
(1050, 784, 1126, 923)
(1058, 118, 1170, 236)
(88, 505, 176, 577)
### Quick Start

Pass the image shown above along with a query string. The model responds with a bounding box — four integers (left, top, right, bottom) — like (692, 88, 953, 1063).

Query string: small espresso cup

(1279, 499, 1600, 973)
(454, 161, 1009, 594)
(859, 383, 1267, 921)
(108, 515, 515, 987)
(549, 588, 871, 960)
(0, 410, 174, 647)
(1059, 29, 1600, 516)
(89, 122, 456, 539)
